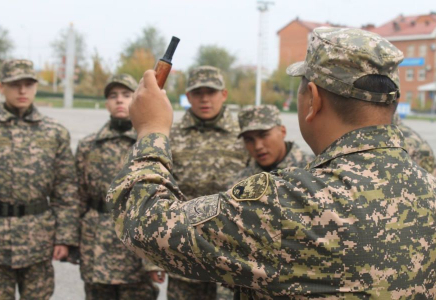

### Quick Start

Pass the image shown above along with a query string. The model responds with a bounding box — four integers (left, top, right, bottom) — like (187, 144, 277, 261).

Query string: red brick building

(277, 18, 329, 68)
(369, 13, 436, 109)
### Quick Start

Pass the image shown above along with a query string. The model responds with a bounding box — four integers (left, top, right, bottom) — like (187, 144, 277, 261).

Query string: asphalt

(31, 106, 436, 299)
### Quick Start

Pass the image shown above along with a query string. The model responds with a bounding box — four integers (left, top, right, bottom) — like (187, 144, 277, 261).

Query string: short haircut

(299, 75, 398, 125)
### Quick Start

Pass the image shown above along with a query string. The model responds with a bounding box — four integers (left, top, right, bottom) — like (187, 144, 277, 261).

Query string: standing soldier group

(2, 25, 436, 300)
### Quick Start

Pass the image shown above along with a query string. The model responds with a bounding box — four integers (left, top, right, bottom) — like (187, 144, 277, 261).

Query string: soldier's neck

(4, 102, 33, 118)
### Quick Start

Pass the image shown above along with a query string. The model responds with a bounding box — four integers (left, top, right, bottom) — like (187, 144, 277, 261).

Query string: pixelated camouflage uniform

(0, 103, 79, 300)
(76, 113, 159, 297)
(168, 106, 248, 299)
(107, 28, 436, 298)
(394, 114, 436, 174)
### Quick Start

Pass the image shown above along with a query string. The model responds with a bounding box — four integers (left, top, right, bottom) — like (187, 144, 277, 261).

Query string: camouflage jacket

(76, 121, 160, 284)
(170, 107, 248, 199)
(395, 116, 436, 174)
(108, 125, 436, 299)
(233, 141, 313, 183)
(0, 104, 79, 268)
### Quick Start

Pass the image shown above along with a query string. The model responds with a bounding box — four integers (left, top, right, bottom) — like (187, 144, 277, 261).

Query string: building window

(419, 44, 427, 57)
(407, 45, 415, 57)
(418, 69, 426, 81)
(406, 92, 413, 103)
(406, 69, 414, 81)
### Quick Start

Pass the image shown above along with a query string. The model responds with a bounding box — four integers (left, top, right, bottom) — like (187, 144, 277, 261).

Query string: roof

(277, 18, 330, 34)
(369, 13, 436, 39)
(418, 82, 436, 92)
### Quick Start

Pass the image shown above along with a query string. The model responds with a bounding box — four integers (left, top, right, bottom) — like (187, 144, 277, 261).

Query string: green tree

(192, 45, 236, 72)
(91, 51, 110, 96)
(51, 27, 87, 68)
(123, 26, 166, 61)
(0, 26, 13, 62)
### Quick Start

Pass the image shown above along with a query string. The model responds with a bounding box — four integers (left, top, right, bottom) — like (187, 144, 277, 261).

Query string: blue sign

(399, 57, 425, 67)
(397, 103, 411, 119)
(179, 94, 191, 110)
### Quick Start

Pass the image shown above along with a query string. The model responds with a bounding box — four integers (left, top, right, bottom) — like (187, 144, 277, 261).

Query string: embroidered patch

(231, 172, 269, 201)
(183, 194, 221, 226)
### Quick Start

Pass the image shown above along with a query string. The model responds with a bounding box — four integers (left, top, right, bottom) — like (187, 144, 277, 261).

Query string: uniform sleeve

(75, 140, 90, 217)
(50, 128, 80, 246)
(107, 133, 282, 291)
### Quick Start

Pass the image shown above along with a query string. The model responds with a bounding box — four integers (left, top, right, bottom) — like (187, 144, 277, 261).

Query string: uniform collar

(308, 125, 407, 169)
(180, 106, 234, 132)
(95, 121, 137, 142)
(0, 103, 43, 122)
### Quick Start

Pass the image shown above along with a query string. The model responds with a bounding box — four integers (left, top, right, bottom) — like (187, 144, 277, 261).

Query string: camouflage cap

(287, 27, 404, 103)
(238, 105, 282, 138)
(0, 59, 38, 83)
(104, 74, 138, 98)
(186, 66, 225, 93)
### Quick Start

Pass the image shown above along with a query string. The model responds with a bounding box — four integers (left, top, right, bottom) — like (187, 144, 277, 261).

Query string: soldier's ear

(305, 82, 322, 123)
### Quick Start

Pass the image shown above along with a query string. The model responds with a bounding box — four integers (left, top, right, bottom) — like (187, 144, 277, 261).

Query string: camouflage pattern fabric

(394, 114, 436, 175)
(233, 141, 313, 183)
(76, 121, 161, 286)
(104, 74, 138, 98)
(84, 282, 158, 300)
(0, 104, 79, 268)
(167, 277, 216, 300)
(185, 66, 225, 92)
(237, 105, 282, 137)
(107, 125, 436, 299)
(0, 259, 54, 300)
(0, 59, 38, 83)
(286, 27, 403, 103)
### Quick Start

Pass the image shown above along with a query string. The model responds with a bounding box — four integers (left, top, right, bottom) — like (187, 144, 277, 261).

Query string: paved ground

(34, 106, 436, 300)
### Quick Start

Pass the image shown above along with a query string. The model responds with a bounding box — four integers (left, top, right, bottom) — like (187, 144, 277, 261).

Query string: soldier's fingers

(143, 70, 160, 92)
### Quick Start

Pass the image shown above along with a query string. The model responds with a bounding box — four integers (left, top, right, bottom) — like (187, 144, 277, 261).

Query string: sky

(0, 0, 434, 72)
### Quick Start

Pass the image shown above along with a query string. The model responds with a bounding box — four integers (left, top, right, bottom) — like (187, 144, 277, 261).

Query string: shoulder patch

(231, 172, 270, 201)
(183, 194, 221, 226)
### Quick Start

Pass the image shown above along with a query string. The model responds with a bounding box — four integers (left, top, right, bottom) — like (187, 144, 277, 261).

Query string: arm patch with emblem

(231, 172, 269, 201)
(183, 194, 221, 226)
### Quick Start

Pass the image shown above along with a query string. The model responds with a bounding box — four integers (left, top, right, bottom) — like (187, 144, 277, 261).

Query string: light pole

(255, 1, 274, 106)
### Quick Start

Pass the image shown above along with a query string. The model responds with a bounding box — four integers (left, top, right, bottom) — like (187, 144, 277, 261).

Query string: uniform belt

(0, 200, 50, 217)
(89, 200, 111, 214)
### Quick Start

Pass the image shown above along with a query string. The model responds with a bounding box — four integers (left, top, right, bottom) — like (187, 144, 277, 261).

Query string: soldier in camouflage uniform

(393, 114, 436, 174)
(234, 105, 312, 182)
(107, 27, 436, 299)
(168, 66, 248, 300)
(75, 74, 162, 300)
(0, 59, 79, 299)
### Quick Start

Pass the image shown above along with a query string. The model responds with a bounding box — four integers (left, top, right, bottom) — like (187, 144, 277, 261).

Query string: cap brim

(186, 83, 224, 93)
(286, 61, 306, 77)
(238, 124, 277, 138)
(1, 75, 38, 83)
(104, 81, 134, 98)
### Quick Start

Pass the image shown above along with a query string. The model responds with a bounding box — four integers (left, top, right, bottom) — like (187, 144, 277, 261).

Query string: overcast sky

(0, 0, 434, 72)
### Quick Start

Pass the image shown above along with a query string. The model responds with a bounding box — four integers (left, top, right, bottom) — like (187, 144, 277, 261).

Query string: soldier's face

(105, 85, 133, 119)
(0, 79, 37, 110)
(242, 126, 287, 167)
(187, 87, 227, 120)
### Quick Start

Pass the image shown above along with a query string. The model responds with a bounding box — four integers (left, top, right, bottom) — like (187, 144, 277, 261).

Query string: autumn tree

(117, 48, 155, 81)
(0, 25, 13, 62)
(91, 51, 110, 96)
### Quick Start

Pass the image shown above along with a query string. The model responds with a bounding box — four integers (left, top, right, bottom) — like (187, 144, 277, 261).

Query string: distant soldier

(107, 27, 436, 298)
(167, 66, 248, 300)
(75, 74, 162, 300)
(234, 105, 312, 182)
(394, 114, 436, 174)
(0, 59, 80, 300)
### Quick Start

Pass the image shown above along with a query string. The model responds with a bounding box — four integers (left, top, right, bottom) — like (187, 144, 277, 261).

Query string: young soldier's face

(0, 79, 38, 110)
(187, 87, 227, 120)
(105, 85, 133, 119)
(242, 126, 287, 167)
